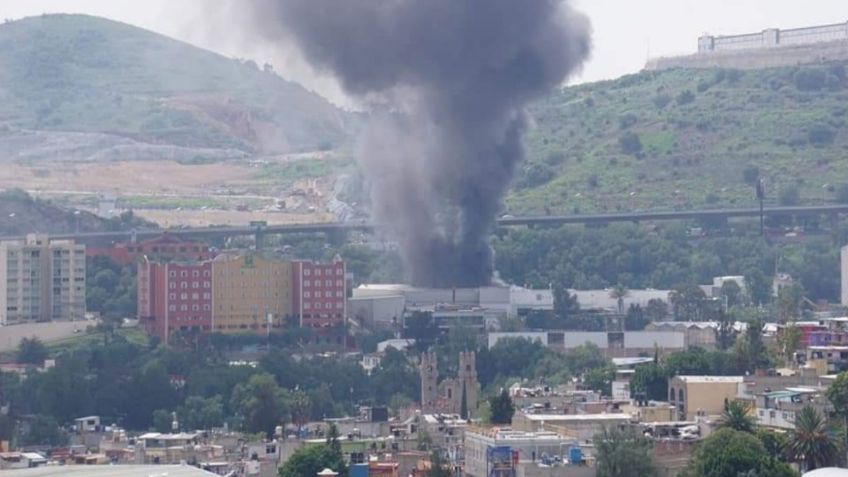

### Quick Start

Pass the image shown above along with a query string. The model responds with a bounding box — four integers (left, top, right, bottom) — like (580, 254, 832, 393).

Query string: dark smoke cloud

(241, 0, 591, 287)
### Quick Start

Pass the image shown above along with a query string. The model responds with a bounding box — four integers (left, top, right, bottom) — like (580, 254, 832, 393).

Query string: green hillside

(0, 14, 352, 155)
(513, 63, 848, 214)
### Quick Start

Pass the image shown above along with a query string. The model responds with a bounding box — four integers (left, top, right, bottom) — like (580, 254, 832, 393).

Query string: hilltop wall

(646, 39, 848, 71)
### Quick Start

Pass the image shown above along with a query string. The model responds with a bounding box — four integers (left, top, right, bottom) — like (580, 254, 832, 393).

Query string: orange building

(211, 253, 294, 333)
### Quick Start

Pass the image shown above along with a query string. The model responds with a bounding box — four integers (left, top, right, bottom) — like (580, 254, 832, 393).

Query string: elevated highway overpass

(5, 204, 848, 245)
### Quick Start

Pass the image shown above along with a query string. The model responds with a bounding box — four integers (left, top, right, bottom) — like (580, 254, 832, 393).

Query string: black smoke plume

(241, 0, 591, 287)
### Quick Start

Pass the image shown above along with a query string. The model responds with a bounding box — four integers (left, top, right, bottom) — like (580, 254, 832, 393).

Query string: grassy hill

(0, 14, 353, 157)
(512, 63, 848, 214)
(0, 189, 153, 236)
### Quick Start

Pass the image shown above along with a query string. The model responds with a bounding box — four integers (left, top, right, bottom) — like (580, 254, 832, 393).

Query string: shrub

(618, 113, 638, 130)
(653, 94, 671, 109)
(835, 184, 848, 204)
(545, 151, 566, 166)
(676, 89, 695, 105)
(808, 124, 835, 146)
(619, 132, 643, 155)
(587, 174, 599, 189)
(742, 165, 760, 185)
(779, 185, 801, 206)
(794, 67, 827, 91)
(516, 163, 554, 189)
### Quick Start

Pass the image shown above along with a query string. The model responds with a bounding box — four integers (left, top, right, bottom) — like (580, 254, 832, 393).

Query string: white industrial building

(567, 289, 671, 312)
(488, 330, 685, 357)
(350, 284, 553, 328)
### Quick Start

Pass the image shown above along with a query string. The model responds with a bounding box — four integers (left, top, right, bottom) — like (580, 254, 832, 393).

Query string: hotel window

(170, 293, 176, 300)
(336, 268, 343, 275)
(181, 271, 188, 277)
(315, 291, 321, 298)
(336, 302, 343, 309)
(336, 280, 343, 287)
(325, 280, 332, 286)
(304, 303, 311, 309)
(304, 280, 311, 287)
(181, 293, 188, 300)
(181, 304, 188, 311)
(169, 283, 176, 289)
(181, 282, 188, 289)
(204, 281, 211, 288)
(169, 271, 177, 277)
(169, 305, 176, 311)
(315, 269, 322, 276)
(193, 271, 199, 277)
(315, 303, 322, 309)
(304, 269, 310, 276)
(304, 291, 310, 298)
(336, 291, 343, 298)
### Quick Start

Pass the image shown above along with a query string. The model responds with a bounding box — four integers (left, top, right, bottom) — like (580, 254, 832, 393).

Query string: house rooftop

(521, 413, 632, 421)
(675, 376, 744, 383)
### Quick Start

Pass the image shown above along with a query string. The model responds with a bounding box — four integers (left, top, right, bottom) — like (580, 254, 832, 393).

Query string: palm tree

(717, 400, 756, 433)
(787, 405, 838, 472)
(610, 285, 629, 315)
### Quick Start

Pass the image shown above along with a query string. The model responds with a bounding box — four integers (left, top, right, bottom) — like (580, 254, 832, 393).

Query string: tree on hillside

(686, 428, 797, 477)
(669, 284, 712, 321)
(776, 324, 802, 365)
(489, 390, 515, 425)
(720, 280, 743, 308)
(423, 451, 453, 477)
(17, 336, 48, 364)
(230, 373, 289, 436)
(786, 406, 839, 472)
(618, 132, 642, 155)
(826, 372, 848, 416)
(594, 426, 657, 477)
(20, 414, 66, 447)
(178, 395, 224, 431)
(644, 298, 669, 322)
(717, 400, 756, 433)
(278, 442, 348, 477)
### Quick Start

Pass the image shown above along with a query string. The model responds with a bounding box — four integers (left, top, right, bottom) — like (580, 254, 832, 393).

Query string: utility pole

(756, 178, 766, 237)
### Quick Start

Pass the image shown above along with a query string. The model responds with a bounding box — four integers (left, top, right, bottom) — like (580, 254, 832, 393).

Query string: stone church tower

(420, 351, 438, 412)
(457, 351, 478, 418)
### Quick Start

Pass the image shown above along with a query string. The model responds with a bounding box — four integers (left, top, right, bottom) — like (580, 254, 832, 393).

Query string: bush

(587, 174, 600, 188)
(653, 94, 671, 109)
(835, 184, 848, 204)
(516, 163, 554, 189)
(676, 89, 695, 105)
(618, 113, 638, 130)
(794, 67, 827, 91)
(619, 132, 643, 155)
(808, 124, 836, 146)
(779, 185, 801, 206)
(742, 165, 760, 185)
(545, 151, 566, 166)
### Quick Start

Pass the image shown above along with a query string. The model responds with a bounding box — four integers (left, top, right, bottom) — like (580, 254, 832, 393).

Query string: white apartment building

(0, 235, 86, 324)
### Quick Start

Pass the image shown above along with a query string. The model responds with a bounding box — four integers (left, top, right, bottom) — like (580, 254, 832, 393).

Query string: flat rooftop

(675, 376, 744, 384)
(521, 413, 632, 422)
(0, 465, 217, 477)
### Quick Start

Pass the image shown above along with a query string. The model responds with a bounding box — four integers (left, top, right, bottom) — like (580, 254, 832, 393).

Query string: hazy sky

(2, 0, 847, 105)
